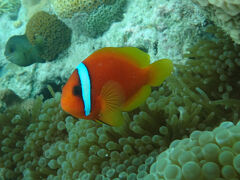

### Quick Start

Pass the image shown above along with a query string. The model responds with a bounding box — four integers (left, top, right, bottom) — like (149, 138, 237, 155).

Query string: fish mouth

(5, 54, 16, 62)
(5, 51, 24, 65)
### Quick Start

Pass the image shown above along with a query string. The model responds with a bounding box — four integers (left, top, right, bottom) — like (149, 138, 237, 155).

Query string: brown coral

(25, 11, 72, 61)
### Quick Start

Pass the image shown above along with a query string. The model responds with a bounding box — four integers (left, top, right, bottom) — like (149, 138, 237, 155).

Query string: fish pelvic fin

(98, 110, 124, 126)
(94, 118, 111, 126)
(148, 59, 173, 87)
(99, 81, 125, 126)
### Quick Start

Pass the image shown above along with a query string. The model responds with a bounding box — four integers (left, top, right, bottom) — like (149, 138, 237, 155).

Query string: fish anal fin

(98, 110, 124, 126)
(96, 47, 150, 68)
(100, 81, 124, 112)
(122, 85, 151, 111)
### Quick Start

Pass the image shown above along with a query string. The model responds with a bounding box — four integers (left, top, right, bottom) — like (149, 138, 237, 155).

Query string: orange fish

(61, 47, 173, 126)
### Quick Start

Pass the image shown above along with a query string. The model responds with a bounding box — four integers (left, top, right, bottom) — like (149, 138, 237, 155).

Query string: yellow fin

(96, 47, 150, 68)
(95, 119, 111, 126)
(122, 85, 151, 111)
(148, 59, 173, 87)
(99, 81, 124, 126)
(99, 110, 124, 126)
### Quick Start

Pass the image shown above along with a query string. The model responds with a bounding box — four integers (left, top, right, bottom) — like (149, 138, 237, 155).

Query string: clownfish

(61, 47, 173, 126)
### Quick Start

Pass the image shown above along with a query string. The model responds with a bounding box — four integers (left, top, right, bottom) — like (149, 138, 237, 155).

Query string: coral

(1, 24, 240, 179)
(0, 0, 21, 18)
(0, 89, 22, 112)
(25, 11, 72, 61)
(72, 0, 126, 38)
(51, 0, 117, 18)
(182, 27, 240, 107)
(0, 94, 68, 179)
(13, 20, 22, 28)
(146, 121, 240, 179)
(0, 91, 167, 179)
(0, 64, 239, 179)
(0, 96, 43, 179)
(192, 0, 240, 44)
(22, 0, 51, 20)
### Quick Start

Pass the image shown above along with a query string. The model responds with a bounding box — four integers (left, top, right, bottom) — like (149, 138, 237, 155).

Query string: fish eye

(73, 85, 82, 97)
(9, 46, 15, 53)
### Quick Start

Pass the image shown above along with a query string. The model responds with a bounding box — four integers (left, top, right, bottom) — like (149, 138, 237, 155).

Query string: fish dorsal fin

(99, 81, 125, 126)
(96, 47, 150, 68)
(122, 85, 151, 111)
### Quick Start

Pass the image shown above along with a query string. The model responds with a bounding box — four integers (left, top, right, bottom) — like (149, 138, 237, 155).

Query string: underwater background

(0, 0, 240, 179)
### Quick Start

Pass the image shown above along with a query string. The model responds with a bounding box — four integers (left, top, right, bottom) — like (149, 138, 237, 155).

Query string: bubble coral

(0, 94, 68, 179)
(0, 80, 239, 179)
(146, 121, 240, 180)
(0, 90, 167, 179)
(1, 55, 239, 179)
(25, 11, 72, 61)
(0, 95, 43, 179)
(182, 26, 240, 118)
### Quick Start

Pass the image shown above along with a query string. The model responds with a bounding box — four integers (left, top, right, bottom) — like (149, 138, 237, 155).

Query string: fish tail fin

(147, 59, 173, 87)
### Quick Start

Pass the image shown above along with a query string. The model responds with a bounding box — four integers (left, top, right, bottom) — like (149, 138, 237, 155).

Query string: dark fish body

(4, 35, 44, 66)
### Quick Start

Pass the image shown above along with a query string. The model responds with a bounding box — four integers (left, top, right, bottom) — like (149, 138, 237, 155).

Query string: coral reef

(0, 0, 21, 19)
(71, 0, 126, 38)
(192, 0, 240, 44)
(0, 74, 239, 179)
(0, 0, 207, 99)
(51, 0, 117, 18)
(25, 11, 72, 61)
(1, 0, 240, 179)
(22, 0, 51, 20)
(1, 26, 240, 177)
(0, 91, 165, 179)
(182, 27, 240, 108)
(146, 121, 240, 179)
(0, 95, 47, 179)
(0, 88, 22, 112)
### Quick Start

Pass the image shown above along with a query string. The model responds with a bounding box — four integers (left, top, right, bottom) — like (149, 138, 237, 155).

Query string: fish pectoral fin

(122, 85, 151, 111)
(99, 81, 125, 126)
(100, 81, 124, 113)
